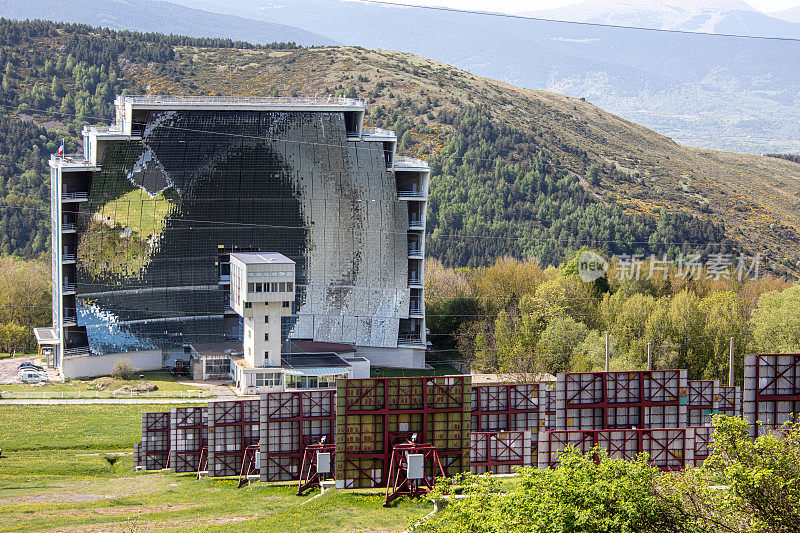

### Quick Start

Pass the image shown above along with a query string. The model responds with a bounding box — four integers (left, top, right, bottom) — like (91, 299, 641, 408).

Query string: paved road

(0, 398, 215, 405)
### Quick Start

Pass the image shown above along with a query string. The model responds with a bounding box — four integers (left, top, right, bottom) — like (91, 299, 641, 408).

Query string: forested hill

(0, 19, 798, 275)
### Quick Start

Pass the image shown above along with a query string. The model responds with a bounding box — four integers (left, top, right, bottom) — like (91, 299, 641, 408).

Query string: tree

(750, 285, 800, 353)
(667, 290, 706, 376)
(699, 292, 748, 382)
(0, 322, 27, 354)
(665, 416, 800, 533)
(535, 315, 589, 373)
(417, 448, 688, 532)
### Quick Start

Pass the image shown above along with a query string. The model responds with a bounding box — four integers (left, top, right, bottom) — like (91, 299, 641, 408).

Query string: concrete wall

(61, 350, 162, 380)
(346, 357, 371, 378)
(353, 346, 425, 369)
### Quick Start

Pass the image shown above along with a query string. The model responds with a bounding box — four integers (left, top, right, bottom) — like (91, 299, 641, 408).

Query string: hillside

(158, 0, 800, 154)
(0, 19, 798, 275)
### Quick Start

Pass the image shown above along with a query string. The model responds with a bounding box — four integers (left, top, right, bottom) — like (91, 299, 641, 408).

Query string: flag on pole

(57, 140, 64, 157)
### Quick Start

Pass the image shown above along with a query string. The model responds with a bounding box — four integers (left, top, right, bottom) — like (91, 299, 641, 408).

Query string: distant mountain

(771, 5, 800, 22)
(0, 0, 335, 46)
(521, 0, 800, 37)
(4, 0, 800, 154)
(162, 0, 800, 154)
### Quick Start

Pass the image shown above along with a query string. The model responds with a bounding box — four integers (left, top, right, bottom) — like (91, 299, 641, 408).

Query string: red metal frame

(470, 431, 530, 473)
(560, 371, 685, 430)
(296, 441, 336, 495)
(384, 440, 446, 507)
(540, 428, 689, 471)
(170, 406, 207, 473)
(541, 386, 556, 430)
(687, 380, 717, 426)
(718, 386, 741, 417)
(751, 354, 800, 434)
(208, 399, 259, 477)
(141, 412, 170, 470)
(691, 426, 714, 466)
(261, 389, 336, 482)
(471, 384, 539, 432)
(237, 444, 260, 488)
(336, 376, 470, 488)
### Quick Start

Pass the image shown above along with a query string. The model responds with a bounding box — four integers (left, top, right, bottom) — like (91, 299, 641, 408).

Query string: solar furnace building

(37, 96, 429, 379)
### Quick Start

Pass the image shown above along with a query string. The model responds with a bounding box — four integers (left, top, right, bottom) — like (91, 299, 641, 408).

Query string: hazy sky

(373, 0, 800, 13)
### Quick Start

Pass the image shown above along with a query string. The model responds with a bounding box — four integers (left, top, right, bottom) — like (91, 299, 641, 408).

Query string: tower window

(264, 333, 269, 341)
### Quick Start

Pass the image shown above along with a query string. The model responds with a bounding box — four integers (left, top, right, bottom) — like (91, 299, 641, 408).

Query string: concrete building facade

(36, 95, 429, 381)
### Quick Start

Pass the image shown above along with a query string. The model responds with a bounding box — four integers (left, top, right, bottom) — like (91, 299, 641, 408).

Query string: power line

(356, 0, 800, 43)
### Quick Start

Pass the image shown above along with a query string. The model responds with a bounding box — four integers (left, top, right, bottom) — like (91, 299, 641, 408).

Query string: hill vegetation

(426, 254, 798, 382)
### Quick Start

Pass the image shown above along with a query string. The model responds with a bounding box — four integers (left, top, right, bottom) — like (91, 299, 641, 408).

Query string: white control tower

(229, 252, 295, 368)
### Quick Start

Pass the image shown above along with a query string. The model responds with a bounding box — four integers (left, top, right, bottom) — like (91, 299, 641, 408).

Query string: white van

(19, 371, 48, 384)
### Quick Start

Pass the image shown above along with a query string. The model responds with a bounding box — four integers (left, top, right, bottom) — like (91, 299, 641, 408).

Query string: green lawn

(0, 352, 38, 360)
(0, 404, 201, 451)
(1, 371, 209, 398)
(0, 405, 433, 531)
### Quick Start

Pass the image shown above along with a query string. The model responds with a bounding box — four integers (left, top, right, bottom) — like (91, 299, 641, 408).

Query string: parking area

(0, 355, 54, 384)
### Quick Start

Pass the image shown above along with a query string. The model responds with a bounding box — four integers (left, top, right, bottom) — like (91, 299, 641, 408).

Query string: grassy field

(0, 353, 38, 360)
(0, 405, 433, 531)
(1, 371, 209, 398)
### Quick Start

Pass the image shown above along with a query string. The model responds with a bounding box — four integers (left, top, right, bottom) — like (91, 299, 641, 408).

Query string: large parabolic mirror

(76, 111, 408, 355)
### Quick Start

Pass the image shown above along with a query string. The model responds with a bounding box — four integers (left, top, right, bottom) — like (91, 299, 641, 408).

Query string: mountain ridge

(0, 0, 335, 46)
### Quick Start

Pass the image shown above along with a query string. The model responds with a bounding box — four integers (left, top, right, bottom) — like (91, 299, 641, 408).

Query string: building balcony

(64, 346, 91, 357)
(62, 283, 76, 295)
(394, 155, 429, 171)
(361, 127, 395, 140)
(397, 190, 425, 200)
(62, 222, 76, 233)
(50, 154, 97, 170)
(408, 247, 423, 259)
(63, 315, 77, 326)
(62, 191, 89, 202)
(398, 333, 424, 346)
(408, 277, 423, 288)
(408, 219, 425, 230)
(62, 253, 76, 263)
(409, 306, 423, 317)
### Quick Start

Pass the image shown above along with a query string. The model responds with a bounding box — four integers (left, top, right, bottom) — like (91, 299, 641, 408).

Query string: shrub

(110, 358, 135, 380)
(416, 447, 688, 532)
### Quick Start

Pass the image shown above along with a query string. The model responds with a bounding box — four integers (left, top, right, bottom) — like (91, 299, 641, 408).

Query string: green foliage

(419, 106, 732, 268)
(663, 416, 800, 533)
(432, 253, 796, 381)
(417, 449, 687, 533)
(0, 257, 50, 351)
(749, 285, 800, 352)
(764, 153, 800, 164)
(704, 416, 800, 533)
(110, 358, 135, 380)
